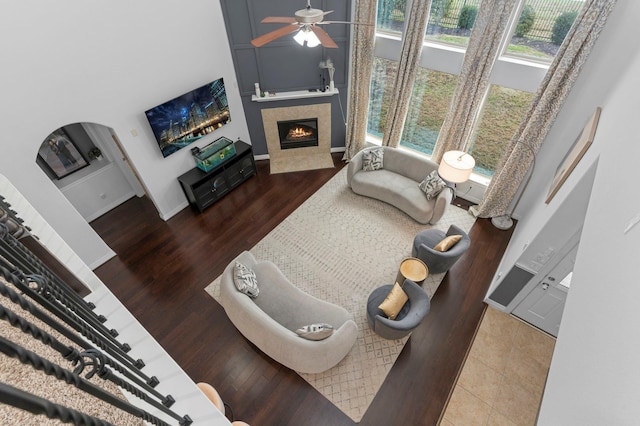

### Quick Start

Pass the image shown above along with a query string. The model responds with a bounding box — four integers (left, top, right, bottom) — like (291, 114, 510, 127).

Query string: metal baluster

(0, 337, 192, 425)
(1, 227, 114, 332)
(0, 256, 146, 370)
(0, 225, 126, 346)
(0, 382, 113, 426)
(0, 193, 193, 423)
(0, 304, 182, 419)
(0, 267, 164, 396)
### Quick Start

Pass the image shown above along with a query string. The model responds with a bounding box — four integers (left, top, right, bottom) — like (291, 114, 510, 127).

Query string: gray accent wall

(220, 0, 352, 155)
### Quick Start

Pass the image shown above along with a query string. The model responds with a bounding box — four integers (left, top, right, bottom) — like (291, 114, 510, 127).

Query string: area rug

(204, 167, 475, 422)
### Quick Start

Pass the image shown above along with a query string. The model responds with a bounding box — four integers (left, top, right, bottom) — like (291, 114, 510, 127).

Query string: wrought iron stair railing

(0, 196, 193, 425)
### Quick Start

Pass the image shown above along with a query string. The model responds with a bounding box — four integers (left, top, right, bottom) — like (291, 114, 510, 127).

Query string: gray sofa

(347, 146, 453, 224)
(219, 251, 358, 374)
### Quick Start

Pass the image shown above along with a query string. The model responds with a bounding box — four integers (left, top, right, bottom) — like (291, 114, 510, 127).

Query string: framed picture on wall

(545, 107, 602, 204)
(38, 129, 89, 179)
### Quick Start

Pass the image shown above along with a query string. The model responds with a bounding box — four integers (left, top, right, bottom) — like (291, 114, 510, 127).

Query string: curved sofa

(219, 251, 358, 374)
(347, 146, 453, 225)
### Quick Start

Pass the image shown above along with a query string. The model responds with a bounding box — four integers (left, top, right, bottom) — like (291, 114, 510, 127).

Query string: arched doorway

(36, 122, 145, 222)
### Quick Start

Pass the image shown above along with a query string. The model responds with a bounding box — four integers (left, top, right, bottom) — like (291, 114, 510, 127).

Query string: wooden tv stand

(178, 140, 256, 212)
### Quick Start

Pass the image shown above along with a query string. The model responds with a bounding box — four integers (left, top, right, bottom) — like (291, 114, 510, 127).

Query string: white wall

(538, 8, 640, 426)
(487, 0, 637, 297)
(0, 0, 250, 267)
(484, 0, 640, 422)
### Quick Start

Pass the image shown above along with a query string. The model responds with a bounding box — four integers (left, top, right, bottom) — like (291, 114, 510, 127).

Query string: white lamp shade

(306, 31, 320, 47)
(293, 30, 306, 46)
(293, 28, 320, 47)
(438, 150, 475, 183)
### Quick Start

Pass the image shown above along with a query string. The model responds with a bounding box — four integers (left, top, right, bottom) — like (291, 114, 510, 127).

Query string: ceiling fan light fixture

(293, 27, 320, 47)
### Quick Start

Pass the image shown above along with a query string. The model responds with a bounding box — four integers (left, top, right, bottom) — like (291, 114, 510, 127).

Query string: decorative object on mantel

(319, 57, 335, 91)
(250, 0, 372, 49)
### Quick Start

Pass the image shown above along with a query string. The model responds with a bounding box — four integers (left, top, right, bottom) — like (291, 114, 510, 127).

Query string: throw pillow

(362, 148, 384, 171)
(295, 323, 334, 341)
(378, 282, 408, 320)
(418, 170, 447, 200)
(433, 235, 463, 252)
(233, 261, 260, 298)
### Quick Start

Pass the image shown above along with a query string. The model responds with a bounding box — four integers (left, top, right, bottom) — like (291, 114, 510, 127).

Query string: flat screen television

(145, 78, 231, 158)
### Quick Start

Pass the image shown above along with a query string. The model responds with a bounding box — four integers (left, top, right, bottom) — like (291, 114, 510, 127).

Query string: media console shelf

(178, 140, 256, 212)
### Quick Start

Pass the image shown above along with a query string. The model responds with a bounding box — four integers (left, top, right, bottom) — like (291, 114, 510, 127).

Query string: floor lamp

(490, 141, 537, 230)
(437, 150, 476, 189)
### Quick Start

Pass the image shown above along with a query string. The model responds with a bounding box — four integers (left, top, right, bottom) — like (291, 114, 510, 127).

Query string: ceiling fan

(251, 1, 367, 49)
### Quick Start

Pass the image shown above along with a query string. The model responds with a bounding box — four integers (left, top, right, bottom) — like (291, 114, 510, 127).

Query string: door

(512, 243, 578, 337)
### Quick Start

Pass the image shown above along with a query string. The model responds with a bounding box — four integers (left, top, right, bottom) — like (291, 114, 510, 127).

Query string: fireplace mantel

(251, 88, 339, 103)
(261, 103, 333, 174)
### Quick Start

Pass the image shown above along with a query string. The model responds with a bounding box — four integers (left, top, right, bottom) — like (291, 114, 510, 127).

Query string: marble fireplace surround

(261, 103, 334, 174)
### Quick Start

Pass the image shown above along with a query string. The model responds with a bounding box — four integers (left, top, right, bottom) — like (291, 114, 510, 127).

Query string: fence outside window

(379, 0, 584, 44)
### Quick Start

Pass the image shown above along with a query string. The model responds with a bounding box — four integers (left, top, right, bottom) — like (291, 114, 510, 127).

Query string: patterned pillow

(418, 170, 447, 200)
(295, 323, 334, 341)
(233, 261, 259, 298)
(362, 148, 384, 171)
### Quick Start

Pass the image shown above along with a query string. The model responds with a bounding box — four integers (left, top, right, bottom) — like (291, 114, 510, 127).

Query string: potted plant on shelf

(88, 147, 103, 161)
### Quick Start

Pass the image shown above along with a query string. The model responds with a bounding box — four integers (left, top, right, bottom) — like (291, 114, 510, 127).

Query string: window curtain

(381, 0, 432, 148)
(344, 0, 378, 161)
(431, 0, 518, 163)
(472, 0, 618, 218)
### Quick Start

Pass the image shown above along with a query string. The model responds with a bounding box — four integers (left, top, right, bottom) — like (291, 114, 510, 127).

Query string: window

(505, 0, 585, 63)
(468, 85, 536, 176)
(400, 68, 457, 155)
(376, 0, 407, 35)
(367, 0, 585, 182)
(425, 0, 478, 47)
(367, 58, 457, 156)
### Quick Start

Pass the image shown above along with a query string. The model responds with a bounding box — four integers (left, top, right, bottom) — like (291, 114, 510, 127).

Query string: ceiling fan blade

(318, 21, 375, 26)
(251, 24, 299, 47)
(322, 10, 334, 16)
(310, 26, 338, 49)
(261, 16, 297, 24)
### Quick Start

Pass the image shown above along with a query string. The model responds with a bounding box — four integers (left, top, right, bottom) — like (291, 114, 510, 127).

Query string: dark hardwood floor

(91, 154, 514, 425)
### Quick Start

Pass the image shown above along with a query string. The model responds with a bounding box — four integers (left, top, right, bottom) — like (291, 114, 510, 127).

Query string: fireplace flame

(288, 126, 313, 139)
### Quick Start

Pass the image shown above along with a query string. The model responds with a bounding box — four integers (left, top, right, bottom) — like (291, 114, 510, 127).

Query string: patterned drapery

(344, 0, 378, 161)
(472, 0, 618, 218)
(381, 0, 432, 148)
(431, 0, 518, 163)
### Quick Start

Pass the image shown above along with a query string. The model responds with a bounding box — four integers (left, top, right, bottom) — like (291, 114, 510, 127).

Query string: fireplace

(261, 103, 333, 174)
(277, 118, 318, 150)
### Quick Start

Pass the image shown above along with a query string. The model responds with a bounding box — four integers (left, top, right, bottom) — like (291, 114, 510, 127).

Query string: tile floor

(441, 306, 556, 426)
